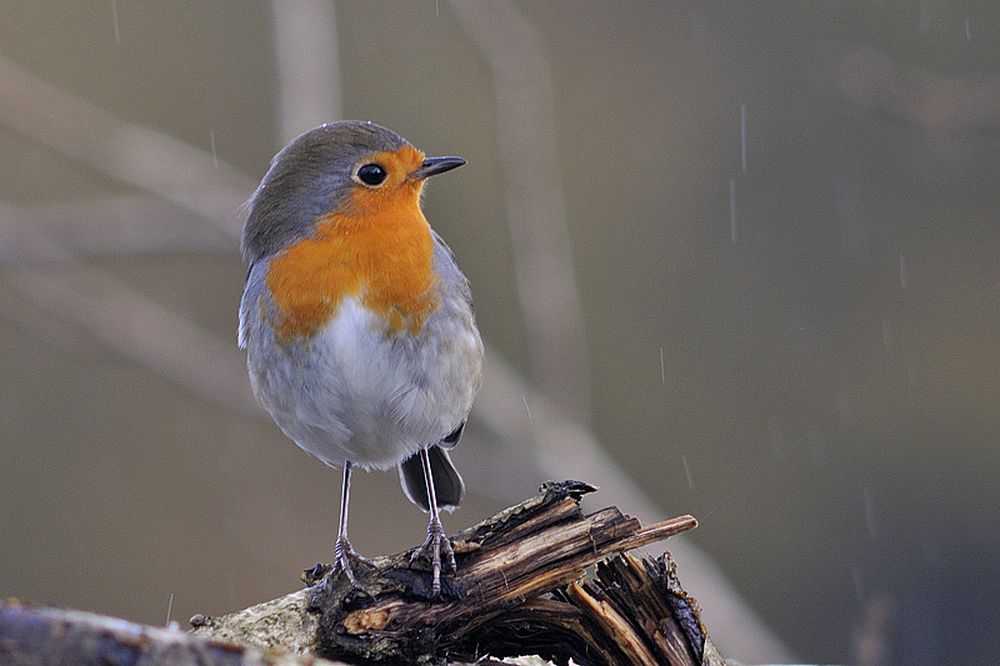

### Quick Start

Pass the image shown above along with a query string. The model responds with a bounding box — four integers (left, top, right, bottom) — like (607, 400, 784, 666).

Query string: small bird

(238, 120, 483, 594)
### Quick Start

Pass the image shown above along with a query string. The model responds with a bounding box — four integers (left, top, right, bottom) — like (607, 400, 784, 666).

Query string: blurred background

(2, 2, 999, 664)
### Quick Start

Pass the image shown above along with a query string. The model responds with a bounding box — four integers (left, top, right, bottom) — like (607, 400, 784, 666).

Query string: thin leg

(408, 448, 457, 595)
(332, 461, 370, 585)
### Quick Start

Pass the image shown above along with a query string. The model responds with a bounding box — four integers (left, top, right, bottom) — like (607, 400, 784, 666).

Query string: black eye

(357, 163, 387, 186)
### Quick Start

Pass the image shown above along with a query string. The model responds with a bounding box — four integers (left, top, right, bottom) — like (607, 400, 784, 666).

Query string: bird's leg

(408, 448, 457, 595)
(331, 461, 370, 586)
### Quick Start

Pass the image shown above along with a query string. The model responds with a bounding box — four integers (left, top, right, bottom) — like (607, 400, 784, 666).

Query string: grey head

(240, 120, 409, 265)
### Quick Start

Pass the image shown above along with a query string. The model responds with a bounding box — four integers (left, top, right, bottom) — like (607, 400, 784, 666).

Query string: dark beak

(410, 156, 466, 180)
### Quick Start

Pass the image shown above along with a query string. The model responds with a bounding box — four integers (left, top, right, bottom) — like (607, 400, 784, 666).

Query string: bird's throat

(265, 194, 439, 343)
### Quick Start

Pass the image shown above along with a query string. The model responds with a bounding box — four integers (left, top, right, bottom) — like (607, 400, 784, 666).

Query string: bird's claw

(409, 517, 456, 595)
(332, 536, 371, 588)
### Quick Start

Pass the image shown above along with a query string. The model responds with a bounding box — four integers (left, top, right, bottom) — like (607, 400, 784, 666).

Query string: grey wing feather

(440, 421, 464, 449)
(238, 260, 266, 350)
(396, 232, 476, 511)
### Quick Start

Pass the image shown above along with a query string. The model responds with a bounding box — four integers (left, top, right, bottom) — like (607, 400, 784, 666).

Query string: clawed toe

(409, 518, 456, 595)
(332, 536, 370, 587)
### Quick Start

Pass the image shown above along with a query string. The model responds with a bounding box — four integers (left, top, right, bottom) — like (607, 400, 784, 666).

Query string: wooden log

(0, 599, 343, 665)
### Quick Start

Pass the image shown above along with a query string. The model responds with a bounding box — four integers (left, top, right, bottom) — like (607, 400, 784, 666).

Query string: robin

(238, 120, 484, 595)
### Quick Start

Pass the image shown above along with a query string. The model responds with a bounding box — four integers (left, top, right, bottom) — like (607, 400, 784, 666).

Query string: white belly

(249, 296, 482, 470)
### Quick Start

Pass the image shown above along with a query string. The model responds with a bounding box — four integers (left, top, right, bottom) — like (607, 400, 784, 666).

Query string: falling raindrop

(522, 394, 532, 420)
(111, 0, 121, 45)
(165, 592, 174, 627)
(899, 253, 908, 289)
(739, 103, 747, 172)
(965, 17, 971, 41)
(659, 346, 665, 383)
(863, 488, 877, 540)
(729, 179, 738, 242)
(210, 130, 218, 168)
(681, 455, 694, 489)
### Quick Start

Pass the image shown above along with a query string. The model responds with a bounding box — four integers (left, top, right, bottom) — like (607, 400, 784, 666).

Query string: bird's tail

(399, 446, 465, 512)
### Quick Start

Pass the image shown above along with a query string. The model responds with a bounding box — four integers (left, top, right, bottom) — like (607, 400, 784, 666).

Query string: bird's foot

(409, 516, 456, 596)
(331, 535, 372, 588)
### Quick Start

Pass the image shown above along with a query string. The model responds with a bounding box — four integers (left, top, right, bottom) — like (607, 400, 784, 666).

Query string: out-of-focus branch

(6, 264, 257, 417)
(828, 42, 1000, 130)
(0, 55, 252, 236)
(0, 197, 230, 263)
(269, 0, 343, 145)
(448, 0, 592, 421)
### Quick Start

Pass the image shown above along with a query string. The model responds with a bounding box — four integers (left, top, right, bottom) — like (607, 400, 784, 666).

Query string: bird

(238, 120, 484, 595)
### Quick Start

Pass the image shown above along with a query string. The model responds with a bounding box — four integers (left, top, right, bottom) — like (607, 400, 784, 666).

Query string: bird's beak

(409, 156, 466, 180)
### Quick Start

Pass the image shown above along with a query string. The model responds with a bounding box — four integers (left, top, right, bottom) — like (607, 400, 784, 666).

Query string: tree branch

(0, 601, 343, 665)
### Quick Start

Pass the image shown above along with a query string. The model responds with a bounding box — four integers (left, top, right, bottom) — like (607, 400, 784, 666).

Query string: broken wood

(193, 480, 715, 665)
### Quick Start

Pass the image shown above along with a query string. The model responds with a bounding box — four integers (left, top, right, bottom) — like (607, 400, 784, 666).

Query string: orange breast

(264, 163, 439, 343)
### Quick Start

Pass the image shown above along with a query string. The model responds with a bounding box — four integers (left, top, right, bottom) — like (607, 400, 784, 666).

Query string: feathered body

(239, 121, 483, 513)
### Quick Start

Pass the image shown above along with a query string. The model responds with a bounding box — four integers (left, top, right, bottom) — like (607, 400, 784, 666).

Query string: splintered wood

(193, 480, 713, 665)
